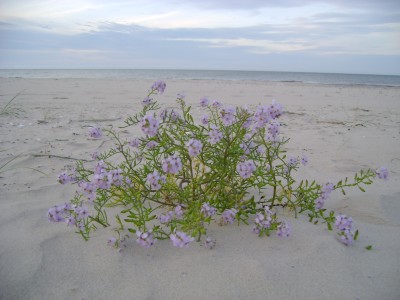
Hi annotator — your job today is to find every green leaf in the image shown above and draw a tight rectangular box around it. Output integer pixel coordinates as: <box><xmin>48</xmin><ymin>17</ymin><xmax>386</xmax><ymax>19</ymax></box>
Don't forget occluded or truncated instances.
<box><xmin>354</xmin><ymin>230</ymin><xmax>359</xmax><ymax>240</ymax></box>
<box><xmin>365</xmin><ymin>245</ymin><xmax>372</xmax><ymax>250</ymax></box>
<box><xmin>327</xmin><ymin>222</ymin><xmax>332</xmax><ymax>231</ymax></box>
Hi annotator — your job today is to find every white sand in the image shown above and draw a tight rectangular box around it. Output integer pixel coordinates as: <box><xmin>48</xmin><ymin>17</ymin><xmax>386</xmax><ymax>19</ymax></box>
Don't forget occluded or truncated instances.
<box><xmin>1</xmin><ymin>78</ymin><xmax>399</xmax><ymax>300</ymax></box>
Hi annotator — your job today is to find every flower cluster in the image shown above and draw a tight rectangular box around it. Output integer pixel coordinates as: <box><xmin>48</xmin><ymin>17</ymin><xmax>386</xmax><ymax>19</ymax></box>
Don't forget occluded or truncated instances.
<box><xmin>88</xmin><ymin>126</ymin><xmax>102</xmax><ymax>138</ymax></box>
<box><xmin>335</xmin><ymin>214</ymin><xmax>355</xmax><ymax>246</ymax></box>
<box><xmin>220</xmin><ymin>106</ymin><xmax>236</xmax><ymax>125</ymax></box>
<box><xmin>141</xmin><ymin>115</ymin><xmax>159</xmax><ymax>137</ymax></box>
<box><xmin>146</xmin><ymin>171</ymin><xmax>166</xmax><ymax>191</ymax></box>
<box><xmin>201</xmin><ymin>202</ymin><xmax>217</xmax><ymax>217</ymax></box>
<box><xmin>277</xmin><ymin>221</ymin><xmax>291</xmax><ymax>238</ymax></box>
<box><xmin>253</xmin><ymin>101</ymin><xmax>283</xmax><ymax>129</ymax></box>
<box><xmin>187</xmin><ymin>139</ymin><xmax>203</xmax><ymax>157</ymax></box>
<box><xmin>136</xmin><ymin>230</ymin><xmax>155</xmax><ymax>248</ymax></box>
<box><xmin>47</xmin><ymin>203</ymin><xmax>89</xmax><ymax>231</ymax></box>
<box><xmin>162</xmin><ymin>155</ymin><xmax>183</xmax><ymax>174</ymax></box>
<box><xmin>58</xmin><ymin>170</ymin><xmax>76</xmax><ymax>184</ymax></box>
<box><xmin>92</xmin><ymin>161</ymin><xmax>123</xmax><ymax>190</ymax></box>
<box><xmin>208</xmin><ymin>125</ymin><xmax>223</xmax><ymax>144</ymax></box>
<box><xmin>49</xmin><ymin>80</ymin><xmax>387</xmax><ymax>252</ymax></box>
<box><xmin>200</xmin><ymin>97</ymin><xmax>209</xmax><ymax>107</ymax></box>
<box><xmin>237</xmin><ymin>160</ymin><xmax>256</xmax><ymax>179</ymax></box>
<box><xmin>252</xmin><ymin>206</ymin><xmax>273</xmax><ymax>234</ymax></box>
<box><xmin>315</xmin><ymin>181</ymin><xmax>334</xmax><ymax>209</ymax></box>
<box><xmin>266</xmin><ymin>121</ymin><xmax>280</xmax><ymax>142</ymax></box>
<box><xmin>151</xmin><ymin>80</ymin><xmax>166</xmax><ymax>94</ymax></box>
<box><xmin>170</xmin><ymin>231</ymin><xmax>195</xmax><ymax>248</ymax></box>
<box><xmin>222</xmin><ymin>208</ymin><xmax>238</xmax><ymax>224</ymax></box>
<box><xmin>376</xmin><ymin>167</ymin><xmax>389</xmax><ymax>180</ymax></box>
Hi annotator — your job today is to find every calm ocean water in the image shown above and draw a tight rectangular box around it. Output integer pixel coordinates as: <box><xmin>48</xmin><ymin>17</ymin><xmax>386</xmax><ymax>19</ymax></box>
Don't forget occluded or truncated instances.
<box><xmin>1</xmin><ymin>69</ymin><xmax>399</xmax><ymax>86</ymax></box>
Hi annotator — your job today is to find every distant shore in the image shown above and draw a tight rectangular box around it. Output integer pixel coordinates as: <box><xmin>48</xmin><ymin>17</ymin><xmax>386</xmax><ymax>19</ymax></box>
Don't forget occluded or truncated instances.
<box><xmin>1</xmin><ymin>69</ymin><xmax>400</xmax><ymax>86</ymax></box>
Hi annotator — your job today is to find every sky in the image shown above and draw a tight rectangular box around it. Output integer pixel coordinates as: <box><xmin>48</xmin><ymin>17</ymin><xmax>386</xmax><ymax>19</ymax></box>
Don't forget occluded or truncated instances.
<box><xmin>0</xmin><ymin>0</ymin><xmax>399</xmax><ymax>74</ymax></box>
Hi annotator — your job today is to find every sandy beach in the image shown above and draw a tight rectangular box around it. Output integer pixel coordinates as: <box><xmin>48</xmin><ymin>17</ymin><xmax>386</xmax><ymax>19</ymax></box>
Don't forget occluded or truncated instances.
<box><xmin>1</xmin><ymin>78</ymin><xmax>399</xmax><ymax>300</ymax></box>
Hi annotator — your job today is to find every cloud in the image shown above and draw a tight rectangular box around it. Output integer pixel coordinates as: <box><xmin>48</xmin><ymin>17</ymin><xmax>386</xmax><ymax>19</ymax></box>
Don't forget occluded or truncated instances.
<box><xmin>0</xmin><ymin>0</ymin><xmax>399</xmax><ymax>73</ymax></box>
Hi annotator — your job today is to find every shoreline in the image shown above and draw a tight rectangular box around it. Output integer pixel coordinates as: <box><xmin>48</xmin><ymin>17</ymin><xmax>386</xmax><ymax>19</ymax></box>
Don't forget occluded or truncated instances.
<box><xmin>1</xmin><ymin>69</ymin><xmax>399</xmax><ymax>87</ymax></box>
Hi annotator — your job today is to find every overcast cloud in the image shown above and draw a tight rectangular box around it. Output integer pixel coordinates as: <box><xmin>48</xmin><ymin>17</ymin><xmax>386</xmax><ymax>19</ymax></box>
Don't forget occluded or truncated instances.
<box><xmin>0</xmin><ymin>0</ymin><xmax>399</xmax><ymax>74</ymax></box>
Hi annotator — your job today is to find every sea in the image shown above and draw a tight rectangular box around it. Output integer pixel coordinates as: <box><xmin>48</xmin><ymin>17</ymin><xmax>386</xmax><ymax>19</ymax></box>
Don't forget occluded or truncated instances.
<box><xmin>1</xmin><ymin>69</ymin><xmax>400</xmax><ymax>87</ymax></box>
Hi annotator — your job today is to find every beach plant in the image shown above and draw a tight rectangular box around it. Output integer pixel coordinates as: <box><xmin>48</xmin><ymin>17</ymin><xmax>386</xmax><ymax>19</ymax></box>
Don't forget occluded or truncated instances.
<box><xmin>48</xmin><ymin>80</ymin><xmax>388</xmax><ymax>250</ymax></box>
<box><xmin>0</xmin><ymin>91</ymin><xmax>24</xmax><ymax>117</ymax></box>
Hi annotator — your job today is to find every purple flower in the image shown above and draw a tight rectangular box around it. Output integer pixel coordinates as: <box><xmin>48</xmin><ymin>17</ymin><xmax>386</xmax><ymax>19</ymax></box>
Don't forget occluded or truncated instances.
<box><xmin>201</xmin><ymin>202</ymin><xmax>217</xmax><ymax>217</ymax></box>
<box><xmin>212</xmin><ymin>100</ymin><xmax>222</xmax><ymax>108</ymax></box>
<box><xmin>220</xmin><ymin>106</ymin><xmax>236</xmax><ymax>126</ymax></box>
<box><xmin>321</xmin><ymin>181</ymin><xmax>334</xmax><ymax>194</ymax></box>
<box><xmin>58</xmin><ymin>171</ymin><xmax>74</xmax><ymax>184</ymax></box>
<box><xmin>203</xmin><ymin>237</ymin><xmax>216</xmax><ymax>249</ymax></box>
<box><xmin>187</xmin><ymin>139</ymin><xmax>203</xmax><ymax>157</ymax></box>
<box><xmin>268</xmin><ymin>121</ymin><xmax>280</xmax><ymax>135</ymax></box>
<box><xmin>129</xmin><ymin>138</ymin><xmax>141</xmax><ymax>148</ymax></box>
<box><xmin>65</xmin><ymin>215</ymin><xmax>76</xmax><ymax>227</ymax></box>
<box><xmin>162</xmin><ymin>154</ymin><xmax>182</xmax><ymax>174</ymax></box>
<box><xmin>267</xmin><ymin>121</ymin><xmax>280</xmax><ymax>141</ymax></box>
<box><xmin>136</xmin><ymin>230</ymin><xmax>155</xmax><ymax>248</ymax></box>
<box><xmin>208</xmin><ymin>125</ymin><xmax>223</xmax><ymax>145</ymax></box>
<box><xmin>108</xmin><ymin>169</ymin><xmax>123</xmax><ymax>186</ymax></box>
<box><xmin>170</xmin><ymin>231</ymin><xmax>194</xmax><ymax>248</ymax></box>
<box><xmin>141</xmin><ymin>115</ymin><xmax>159</xmax><ymax>137</ymax></box>
<box><xmin>177</xmin><ymin>93</ymin><xmax>185</xmax><ymax>100</ymax></box>
<box><xmin>237</xmin><ymin>160</ymin><xmax>256</xmax><ymax>179</ymax></box>
<box><xmin>146</xmin><ymin>171</ymin><xmax>165</xmax><ymax>191</ymax></box>
<box><xmin>252</xmin><ymin>226</ymin><xmax>260</xmax><ymax>234</ymax></box>
<box><xmin>174</xmin><ymin>205</ymin><xmax>184</xmax><ymax>219</ymax></box>
<box><xmin>159</xmin><ymin>211</ymin><xmax>174</xmax><ymax>224</ymax></box>
<box><xmin>301</xmin><ymin>154</ymin><xmax>308</xmax><ymax>166</ymax></box>
<box><xmin>79</xmin><ymin>181</ymin><xmax>96</xmax><ymax>202</ymax></box>
<box><xmin>74</xmin><ymin>206</ymin><xmax>90</xmax><ymax>220</ymax></box>
<box><xmin>222</xmin><ymin>208</ymin><xmax>238</xmax><ymax>224</ymax></box>
<box><xmin>339</xmin><ymin>229</ymin><xmax>355</xmax><ymax>246</ymax></box>
<box><xmin>142</xmin><ymin>97</ymin><xmax>153</xmax><ymax>106</ymax></box>
<box><xmin>151</xmin><ymin>80</ymin><xmax>166</xmax><ymax>94</ymax></box>
<box><xmin>376</xmin><ymin>167</ymin><xmax>389</xmax><ymax>180</ymax></box>
<box><xmin>146</xmin><ymin>141</ymin><xmax>158</xmax><ymax>149</ymax></box>
<box><xmin>287</xmin><ymin>156</ymin><xmax>298</xmax><ymax>167</ymax></box>
<box><xmin>159</xmin><ymin>109</ymin><xmax>167</xmax><ymax>120</ymax></box>
<box><xmin>88</xmin><ymin>126</ymin><xmax>102</xmax><ymax>138</ymax></box>
<box><xmin>315</xmin><ymin>181</ymin><xmax>334</xmax><ymax>209</ymax></box>
<box><xmin>170</xmin><ymin>109</ymin><xmax>181</xmax><ymax>121</ymax></box>
<box><xmin>47</xmin><ymin>206</ymin><xmax>64</xmax><ymax>222</ymax></box>
<box><xmin>253</xmin><ymin>206</ymin><xmax>274</xmax><ymax>233</ymax></box>
<box><xmin>201</xmin><ymin>114</ymin><xmax>209</xmax><ymax>125</ymax></box>
<box><xmin>335</xmin><ymin>214</ymin><xmax>356</xmax><ymax>246</ymax></box>
<box><xmin>257</xmin><ymin>145</ymin><xmax>266</xmax><ymax>154</ymax></box>
<box><xmin>253</xmin><ymin>101</ymin><xmax>283</xmax><ymax>128</ymax></box>
<box><xmin>253</xmin><ymin>106</ymin><xmax>271</xmax><ymax>128</ymax></box>
<box><xmin>107</xmin><ymin>237</ymin><xmax>117</xmax><ymax>247</ymax></box>
<box><xmin>315</xmin><ymin>197</ymin><xmax>325</xmax><ymax>209</ymax></box>
<box><xmin>94</xmin><ymin>160</ymin><xmax>106</xmax><ymax>175</ymax></box>
<box><xmin>255</xmin><ymin>212</ymin><xmax>272</xmax><ymax>229</ymax></box>
<box><xmin>240</xmin><ymin>141</ymin><xmax>257</xmax><ymax>155</ymax></box>
<box><xmin>200</xmin><ymin>97</ymin><xmax>209</xmax><ymax>107</ymax></box>
<box><xmin>277</xmin><ymin>221</ymin><xmax>291</xmax><ymax>238</ymax></box>
<box><xmin>93</xmin><ymin>170</ymin><xmax>111</xmax><ymax>190</ymax></box>
<box><xmin>335</xmin><ymin>214</ymin><xmax>353</xmax><ymax>231</ymax></box>
<box><xmin>268</xmin><ymin>100</ymin><xmax>283</xmax><ymax>119</ymax></box>
<box><xmin>91</xmin><ymin>151</ymin><xmax>99</xmax><ymax>160</ymax></box>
